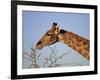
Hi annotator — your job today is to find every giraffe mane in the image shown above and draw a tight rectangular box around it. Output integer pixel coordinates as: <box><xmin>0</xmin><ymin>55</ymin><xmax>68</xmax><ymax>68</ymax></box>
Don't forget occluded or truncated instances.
<box><xmin>59</xmin><ymin>29</ymin><xmax>67</xmax><ymax>34</ymax></box>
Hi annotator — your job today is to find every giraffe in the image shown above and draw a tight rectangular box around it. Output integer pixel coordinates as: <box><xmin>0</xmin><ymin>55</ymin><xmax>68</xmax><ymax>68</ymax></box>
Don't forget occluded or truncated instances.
<box><xmin>36</xmin><ymin>22</ymin><xmax>90</xmax><ymax>60</ymax></box>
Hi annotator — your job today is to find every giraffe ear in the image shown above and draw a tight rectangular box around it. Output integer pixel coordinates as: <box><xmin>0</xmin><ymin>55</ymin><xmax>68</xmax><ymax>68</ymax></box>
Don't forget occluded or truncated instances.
<box><xmin>55</xmin><ymin>25</ymin><xmax>60</xmax><ymax>34</ymax></box>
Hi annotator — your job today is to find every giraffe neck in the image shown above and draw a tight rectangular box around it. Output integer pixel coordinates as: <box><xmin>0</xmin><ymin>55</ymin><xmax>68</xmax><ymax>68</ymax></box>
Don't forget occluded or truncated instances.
<box><xmin>57</xmin><ymin>30</ymin><xmax>90</xmax><ymax>60</ymax></box>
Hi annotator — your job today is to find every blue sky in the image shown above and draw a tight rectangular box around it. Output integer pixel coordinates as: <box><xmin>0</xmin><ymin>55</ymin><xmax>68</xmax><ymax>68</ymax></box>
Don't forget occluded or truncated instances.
<box><xmin>22</xmin><ymin>11</ymin><xmax>90</xmax><ymax>68</ymax></box>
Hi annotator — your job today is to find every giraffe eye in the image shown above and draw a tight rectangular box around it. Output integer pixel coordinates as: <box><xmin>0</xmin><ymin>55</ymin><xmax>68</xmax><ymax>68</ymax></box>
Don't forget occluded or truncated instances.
<box><xmin>47</xmin><ymin>33</ymin><xmax>51</xmax><ymax>36</ymax></box>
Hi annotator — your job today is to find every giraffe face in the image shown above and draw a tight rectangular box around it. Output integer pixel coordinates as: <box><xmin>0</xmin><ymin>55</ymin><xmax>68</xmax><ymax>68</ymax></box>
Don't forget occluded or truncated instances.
<box><xmin>36</xmin><ymin>23</ymin><xmax>60</xmax><ymax>49</ymax></box>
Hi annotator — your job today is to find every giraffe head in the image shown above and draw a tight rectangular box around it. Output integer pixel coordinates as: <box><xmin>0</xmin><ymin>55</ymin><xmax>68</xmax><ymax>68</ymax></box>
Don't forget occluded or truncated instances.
<box><xmin>36</xmin><ymin>22</ymin><xmax>60</xmax><ymax>49</ymax></box>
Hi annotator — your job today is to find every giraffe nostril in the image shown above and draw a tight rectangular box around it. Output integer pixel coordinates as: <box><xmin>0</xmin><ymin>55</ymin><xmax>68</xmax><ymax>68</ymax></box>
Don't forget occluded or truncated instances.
<box><xmin>36</xmin><ymin>41</ymin><xmax>43</xmax><ymax>49</ymax></box>
<box><xmin>37</xmin><ymin>41</ymin><xmax>42</xmax><ymax>45</ymax></box>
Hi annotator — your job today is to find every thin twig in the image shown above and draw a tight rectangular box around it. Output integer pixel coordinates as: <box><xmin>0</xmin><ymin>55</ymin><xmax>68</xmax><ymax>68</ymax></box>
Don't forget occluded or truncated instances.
<box><xmin>48</xmin><ymin>53</ymin><xmax>67</xmax><ymax>67</ymax></box>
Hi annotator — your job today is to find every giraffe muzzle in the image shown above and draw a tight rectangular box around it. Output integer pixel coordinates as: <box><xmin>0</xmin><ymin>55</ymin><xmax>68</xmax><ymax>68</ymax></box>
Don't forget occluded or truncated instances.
<box><xmin>36</xmin><ymin>41</ymin><xmax>43</xmax><ymax>49</ymax></box>
<box><xmin>36</xmin><ymin>44</ymin><xmax>43</xmax><ymax>49</ymax></box>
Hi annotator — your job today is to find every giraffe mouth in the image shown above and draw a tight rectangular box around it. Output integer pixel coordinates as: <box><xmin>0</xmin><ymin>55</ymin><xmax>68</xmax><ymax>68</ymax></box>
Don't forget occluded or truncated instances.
<box><xmin>36</xmin><ymin>45</ymin><xmax>43</xmax><ymax>49</ymax></box>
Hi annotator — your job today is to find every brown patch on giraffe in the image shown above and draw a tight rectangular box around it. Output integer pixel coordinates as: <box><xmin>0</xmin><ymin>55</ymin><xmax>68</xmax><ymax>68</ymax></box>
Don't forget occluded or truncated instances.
<box><xmin>72</xmin><ymin>44</ymin><xmax>79</xmax><ymax>52</ymax></box>
<box><xmin>70</xmin><ymin>35</ymin><xmax>74</xmax><ymax>39</ymax></box>
<box><xmin>71</xmin><ymin>39</ymin><xmax>74</xmax><ymax>43</ymax></box>
<box><xmin>76</xmin><ymin>37</ymin><xmax>83</xmax><ymax>42</ymax></box>
<box><xmin>75</xmin><ymin>43</ymin><xmax>82</xmax><ymax>47</ymax></box>
<box><xmin>71</xmin><ymin>44</ymin><xmax>75</xmax><ymax>49</ymax></box>
<box><xmin>83</xmin><ymin>41</ymin><xmax>88</xmax><ymax>45</ymax></box>
<box><xmin>82</xmin><ymin>51</ymin><xmax>88</xmax><ymax>58</ymax></box>
<box><xmin>81</xmin><ymin>50</ymin><xmax>89</xmax><ymax>60</ymax></box>
<box><xmin>84</xmin><ymin>46</ymin><xmax>89</xmax><ymax>52</ymax></box>
<box><xmin>67</xmin><ymin>40</ymin><xmax>72</xmax><ymax>47</ymax></box>
<box><xmin>86</xmin><ymin>54</ymin><xmax>90</xmax><ymax>60</ymax></box>
<box><xmin>78</xmin><ymin>48</ymin><xmax>83</xmax><ymax>54</ymax></box>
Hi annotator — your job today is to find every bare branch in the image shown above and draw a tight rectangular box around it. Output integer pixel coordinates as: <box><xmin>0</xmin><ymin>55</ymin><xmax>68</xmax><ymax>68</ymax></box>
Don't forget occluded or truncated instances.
<box><xmin>44</xmin><ymin>46</ymin><xmax>72</xmax><ymax>67</ymax></box>
<box><xmin>48</xmin><ymin>53</ymin><xmax>67</xmax><ymax>67</ymax></box>
<box><xmin>23</xmin><ymin>55</ymin><xmax>31</xmax><ymax>61</ymax></box>
<box><xmin>29</xmin><ymin>48</ymin><xmax>40</xmax><ymax>68</ymax></box>
<box><xmin>23</xmin><ymin>51</ymin><xmax>32</xmax><ymax>58</ymax></box>
<box><xmin>23</xmin><ymin>45</ymin><xmax>82</xmax><ymax>68</ymax></box>
<box><xmin>36</xmin><ymin>54</ymin><xmax>41</xmax><ymax>61</ymax></box>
